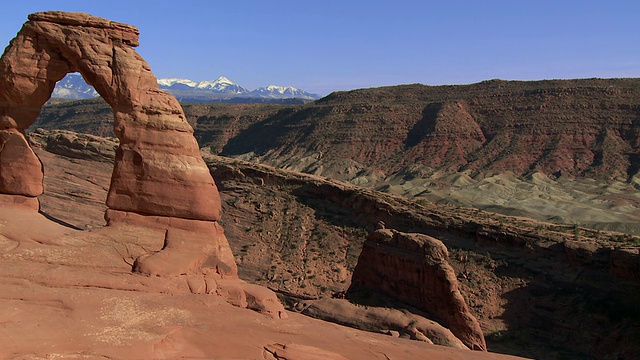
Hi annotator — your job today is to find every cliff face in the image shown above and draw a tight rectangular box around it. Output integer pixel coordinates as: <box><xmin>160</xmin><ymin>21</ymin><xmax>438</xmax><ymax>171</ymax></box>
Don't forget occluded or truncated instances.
<box><xmin>34</xmin><ymin>99</ymin><xmax>287</xmax><ymax>155</ymax></box>
<box><xmin>220</xmin><ymin>79</ymin><xmax>640</xmax><ymax>181</ymax></box>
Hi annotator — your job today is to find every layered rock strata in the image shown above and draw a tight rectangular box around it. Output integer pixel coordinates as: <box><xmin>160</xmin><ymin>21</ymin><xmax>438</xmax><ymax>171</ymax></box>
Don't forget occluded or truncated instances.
<box><xmin>349</xmin><ymin>229</ymin><xmax>487</xmax><ymax>351</ymax></box>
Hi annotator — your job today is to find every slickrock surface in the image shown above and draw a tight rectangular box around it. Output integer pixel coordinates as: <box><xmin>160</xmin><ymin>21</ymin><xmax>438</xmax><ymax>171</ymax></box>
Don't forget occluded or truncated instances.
<box><xmin>263</xmin><ymin>343</ymin><xmax>349</xmax><ymax>360</ymax></box>
<box><xmin>349</xmin><ymin>229</ymin><xmax>487</xmax><ymax>351</ymax></box>
<box><xmin>0</xmin><ymin>204</ymin><xmax>525</xmax><ymax>359</ymax></box>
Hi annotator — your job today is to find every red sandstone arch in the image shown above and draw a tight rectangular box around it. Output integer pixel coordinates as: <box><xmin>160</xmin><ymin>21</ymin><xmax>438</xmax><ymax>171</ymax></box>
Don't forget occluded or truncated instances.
<box><xmin>0</xmin><ymin>12</ymin><xmax>289</xmax><ymax>318</ymax></box>
<box><xmin>0</xmin><ymin>11</ymin><xmax>220</xmax><ymax>221</ymax></box>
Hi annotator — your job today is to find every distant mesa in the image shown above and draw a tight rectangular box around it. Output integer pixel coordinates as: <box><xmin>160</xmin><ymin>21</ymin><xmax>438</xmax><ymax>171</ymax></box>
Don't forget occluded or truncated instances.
<box><xmin>220</xmin><ymin>78</ymin><xmax>640</xmax><ymax>184</ymax></box>
<box><xmin>54</xmin><ymin>73</ymin><xmax>320</xmax><ymax>102</ymax></box>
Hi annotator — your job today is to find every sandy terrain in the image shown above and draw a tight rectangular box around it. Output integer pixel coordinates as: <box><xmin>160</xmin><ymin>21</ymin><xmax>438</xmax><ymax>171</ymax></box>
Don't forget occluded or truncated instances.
<box><xmin>382</xmin><ymin>170</ymin><xmax>640</xmax><ymax>234</ymax></box>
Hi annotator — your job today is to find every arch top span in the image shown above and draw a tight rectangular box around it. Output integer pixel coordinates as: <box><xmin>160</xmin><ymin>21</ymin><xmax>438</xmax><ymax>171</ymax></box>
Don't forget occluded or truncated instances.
<box><xmin>27</xmin><ymin>11</ymin><xmax>140</xmax><ymax>46</ymax></box>
<box><xmin>0</xmin><ymin>11</ymin><xmax>221</xmax><ymax>222</ymax></box>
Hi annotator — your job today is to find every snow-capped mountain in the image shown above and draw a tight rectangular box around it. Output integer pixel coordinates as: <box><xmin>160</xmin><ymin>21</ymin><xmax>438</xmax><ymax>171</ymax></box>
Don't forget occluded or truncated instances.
<box><xmin>156</xmin><ymin>78</ymin><xmax>198</xmax><ymax>90</ymax></box>
<box><xmin>158</xmin><ymin>76</ymin><xmax>249</xmax><ymax>95</ymax></box>
<box><xmin>52</xmin><ymin>73</ymin><xmax>320</xmax><ymax>102</ymax></box>
<box><xmin>51</xmin><ymin>73</ymin><xmax>99</xmax><ymax>99</ymax></box>
<box><xmin>250</xmin><ymin>85</ymin><xmax>317</xmax><ymax>100</ymax></box>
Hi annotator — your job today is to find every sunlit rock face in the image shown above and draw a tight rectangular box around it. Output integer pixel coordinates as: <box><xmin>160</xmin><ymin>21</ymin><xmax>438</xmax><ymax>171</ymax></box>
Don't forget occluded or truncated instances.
<box><xmin>0</xmin><ymin>11</ymin><xmax>221</xmax><ymax>221</ymax></box>
<box><xmin>0</xmin><ymin>11</ymin><xmax>251</xmax><ymax>299</ymax></box>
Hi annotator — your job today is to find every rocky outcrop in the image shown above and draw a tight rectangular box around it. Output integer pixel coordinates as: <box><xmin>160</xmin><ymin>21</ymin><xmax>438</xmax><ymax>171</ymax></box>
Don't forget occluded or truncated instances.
<box><xmin>0</xmin><ymin>129</ymin><xmax>43</xmax><ymax>196</ymax></box>
<box><xmin>349</xmin><ymin>229</ymin><xmax>487</xmax><ymax>351</ymax></box>
<box><xmin>0</xmin><ymin>11</ymin><xmax>285</xmax><ymax>315</ymax></box>
<box><xmin>28</xmin><ymin>128</ymin><xmax>118</xmax><ymax>162</ymax></box>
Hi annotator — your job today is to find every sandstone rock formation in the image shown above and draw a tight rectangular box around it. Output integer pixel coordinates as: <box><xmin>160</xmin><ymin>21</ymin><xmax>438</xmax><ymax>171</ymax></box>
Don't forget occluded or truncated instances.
<box><xmin>29</xmin><ymin>128</ymin><xmax>118</xmax><ymax>162</ymax></box>
<box><xmin>349</xmin><ymin>229</ymin><xmax>487</xmax><ymax>351</ymax></box>
<box><xmin>0</xmin><ymin>11</ymin><xmax>219</xmax><ymax>220</ymax></box>
<box><xmin>0</xmin><ymin>11</ymin><xmax>283</xmax><ymax>314</ymax></box>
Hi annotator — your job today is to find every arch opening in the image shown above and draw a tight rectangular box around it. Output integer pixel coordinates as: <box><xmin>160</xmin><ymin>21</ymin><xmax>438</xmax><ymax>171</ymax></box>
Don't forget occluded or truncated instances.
<box><xmin>23</xmin><ymin>73</ymin><xmax>116</xmax><ymax>229</ymax></box>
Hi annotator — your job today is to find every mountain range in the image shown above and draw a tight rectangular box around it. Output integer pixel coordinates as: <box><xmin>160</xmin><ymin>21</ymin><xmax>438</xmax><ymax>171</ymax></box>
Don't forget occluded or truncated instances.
<box><xmin>52</xmin><ymin>73</ymin><xmax>320</xmax><ymax>102</ymax></box>
<box><xmin>51</xmin><ymin>73</ymin><xmax>100</xmax><ymax>99</ymax></box>
<box><xmin>39</xmin><ymin>78</ymin><xmax>640</xmax><ymax>185</ymax></box>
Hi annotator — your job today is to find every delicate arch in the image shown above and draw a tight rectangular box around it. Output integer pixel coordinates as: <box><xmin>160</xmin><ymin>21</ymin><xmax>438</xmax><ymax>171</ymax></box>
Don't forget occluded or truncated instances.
<box><xmin>0</xmin><ymin>11</ymin><xmax>220</xmax><ymax>221</ymax></box>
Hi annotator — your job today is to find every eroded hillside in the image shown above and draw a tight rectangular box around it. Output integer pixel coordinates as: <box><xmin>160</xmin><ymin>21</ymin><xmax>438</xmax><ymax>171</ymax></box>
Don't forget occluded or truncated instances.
<box><xmin>34</xmin><ymin>79</ymin><xmax>640</xmax><ymax>233</ymax></box>
<box><xmin>221</xmin><ymin>79</ymin><xmax>640</xmax><ymax>181</ymax></box>
<box><xmin>37</xmin><ymin>79</ymin><xmax>640</xmax><ymax>182</ymax></box>
<box><xmin>30</xmin><ymin>130</ymin><xmax>640</xmax><ymax>360</ymax></box>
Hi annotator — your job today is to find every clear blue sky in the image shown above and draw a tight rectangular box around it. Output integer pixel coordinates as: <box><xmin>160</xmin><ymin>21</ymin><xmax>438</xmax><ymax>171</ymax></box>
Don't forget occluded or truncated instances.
<box><xmin>1</xmin><ymin>1</ymin><xmax>638</xmax><ymax>95</ymax></box>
